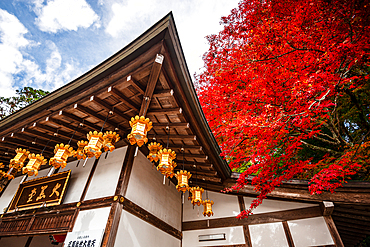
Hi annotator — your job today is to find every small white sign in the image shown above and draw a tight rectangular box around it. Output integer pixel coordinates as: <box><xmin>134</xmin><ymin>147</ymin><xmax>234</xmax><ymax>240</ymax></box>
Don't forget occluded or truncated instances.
<box><xmin>64</xmin><ymin>228</ymin><xmax>105</xmax><ymax>247</ymax></box>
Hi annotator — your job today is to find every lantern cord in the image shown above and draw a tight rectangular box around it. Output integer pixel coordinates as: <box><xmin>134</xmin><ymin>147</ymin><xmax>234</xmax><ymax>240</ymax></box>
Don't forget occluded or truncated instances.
<box><xmin>195</xmin><ymin>162</ymin><xmax>198</xmax><ymax>187</ymax></box>
<box><xmin>101</xmin><ymin>108</ymin><xmax>113</xmax><ymax>132</ymax></box>
<box><xmin>143</xmin><ymin>96</ymin><xmax>149</xmax><ymax>116</ymax></box>
<box><xmin>206</xmin><ymin>183</ymin><xmax>208</xmax><ymax>199</ymax></box>
<box><xmin>166</xmin><ymin>125</ymin><xmax>170</xmax><ymax>149</ymax></box>
<box><xmin>68</xmin><ymin>122</ymin><xmax>81</xmax><ymax>145</ymax></box>
<box><xmin>41</xmin><ymin>133</ymin><xmax>55</xmax><ymax>155</ymax></box>
<box><xmin>182</xmin><ymin>146</ymin><xmax>185</xmax><ymax>170</ymax></box>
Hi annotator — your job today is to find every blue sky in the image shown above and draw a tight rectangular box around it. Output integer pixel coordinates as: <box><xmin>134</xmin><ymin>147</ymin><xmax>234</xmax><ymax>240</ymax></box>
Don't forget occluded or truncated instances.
<box><xmin>0</xmin><ymin>0</ymin><xmax>239</xmax><ymax>97</ymax></box>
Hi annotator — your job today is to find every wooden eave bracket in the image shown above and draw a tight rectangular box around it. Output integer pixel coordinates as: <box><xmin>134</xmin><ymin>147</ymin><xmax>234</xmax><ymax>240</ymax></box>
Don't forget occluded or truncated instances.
<box><xmin>139</xmin><ymin>54</ymin><xmax>164</xmax><ymax>116</ymax></box>
<box><xmin>320</xmin><ymin>201</ymin><xmax>335</xmax><ymax>216</ymax></box>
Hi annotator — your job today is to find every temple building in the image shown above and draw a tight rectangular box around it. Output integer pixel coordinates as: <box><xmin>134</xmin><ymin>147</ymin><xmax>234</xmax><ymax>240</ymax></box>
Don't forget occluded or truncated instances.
<box><xmin>0</xmin><ymin>13</ymin><xmax>368</xmax><ymax>247</ymax></box>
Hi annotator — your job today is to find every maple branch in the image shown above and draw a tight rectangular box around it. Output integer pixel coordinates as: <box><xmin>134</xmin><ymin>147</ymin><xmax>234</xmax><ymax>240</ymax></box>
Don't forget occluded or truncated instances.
<box><xmin>300</xmin><ymin>140</ymin><xmax>342</xmax><ymax>156</ymax></box>
<box><xmin>286</xmin><ymin>42</ymin><xmax>325</xmax><ymax>54</ymax></box>
<box><xmin>251</xmin><ymin>49</ymin><xmax>297</xmax><ymax>62</ymax></box>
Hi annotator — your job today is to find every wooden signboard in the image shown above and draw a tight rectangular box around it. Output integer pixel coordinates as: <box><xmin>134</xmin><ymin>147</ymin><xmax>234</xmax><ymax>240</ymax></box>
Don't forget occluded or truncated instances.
<box><xmin>7</xmin><ymin>170</ymin><xmax>71</xmax><ymax>212</ymax></box>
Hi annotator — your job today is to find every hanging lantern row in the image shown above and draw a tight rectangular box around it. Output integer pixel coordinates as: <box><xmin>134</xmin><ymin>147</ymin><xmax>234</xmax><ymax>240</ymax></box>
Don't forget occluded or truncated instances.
<box><xmin>0</xmin><ymin>129</ymin><xmax>120</xmax><ymax>180</ymax></box>
<box><xmin>127</xmin><ymin>115</ymin><xmax>214</xmax><ymax>217</ymax></box>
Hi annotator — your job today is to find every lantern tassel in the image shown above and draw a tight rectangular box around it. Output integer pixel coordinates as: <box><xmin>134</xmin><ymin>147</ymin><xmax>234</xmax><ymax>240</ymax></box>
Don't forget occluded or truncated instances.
<box><xmin>163</xmin><ymin>175</ymin><xmax>166</xmax><ymax>185</ymax></box>
<box><xmin>105</xmin><ymin>152</ymin><xmax>109</xmax><ymax>159</ymax></box>
<box><xmin>76</xmin><ymin>160</ymin><xmax>80</xmax><ymax>167</ymax></box>
<box><xmin>182</xmin><ymin>192</ymin><xmax>184</xmax><ymax>204</ymax></box>
<box><xmin>83</xmin><ymin>158</ymin><xmax>88</xmax><ymax>167</ymax></box>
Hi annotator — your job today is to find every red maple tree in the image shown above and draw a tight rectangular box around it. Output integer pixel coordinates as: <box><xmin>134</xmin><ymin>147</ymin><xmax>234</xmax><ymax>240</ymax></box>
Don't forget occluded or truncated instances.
<box><xmin>197</xmin><ymin>0</ymin><xmax>370</xmax><ymax>218</ymax></box>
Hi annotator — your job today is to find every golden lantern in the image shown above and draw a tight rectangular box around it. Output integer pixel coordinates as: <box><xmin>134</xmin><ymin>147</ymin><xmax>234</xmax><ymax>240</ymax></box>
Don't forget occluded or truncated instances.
<box><xmin>74</xmin><ymin>140</ymin><xmax>88</xmax><ymax>160</ymax></box>
<box><xmin>127</xmin><ymin>116</ymin><xmax>152</xmax><ymax>147</ymax></box>
<box><xmin>103</xmin><ymin>131</ymin><xmax>120</xmax><ymax>152</ymax></box>
<box><xmin>188</xmin><ymin>189</ymin><xmax>193</xmax><ymax>201</ymax></box>
<box><xmin>164</xmin><ymin>162</ymin><xmax>177</xmax><ymax>178</ymax></box>
<box><xmin>84</xmin><ymin>131</ymin><xmax>104</xmax><ymax>159</ymax></box>
<box><xmin>9</xmin><ymin>148</ymin><xmax>30</xmax><ymax>172</ymax></box>
<box><xmin>202</xmin><ymin>199</ymin><xmax>214</xmax><ymax>217</ymax></box>
<box><xmin>22</xmin><ymin>153</ymin><xmax>47</xmax><ymax>177</ymax></box>
<box><xmin>190</xmin><ymin>186</ymin><xmax>204</xmax><ymax>206</ymax></box>
<box><xmin>147</xmin><ymin>142</ymin><xmax>162</xmax><ymax>162</ymax></box>
<box><xmin>157</xmin><ymin>148</ymin><xmax>176</xmax><ymax>175</ymax></box>
<box><xmin>0</xmin><ymin>169</ymin><xmax>17</xmax><ymax>180</ymax></box>
<box><xmin>175</xmin><ymin>170</ymin><xmax>192</xmax><ymax>192</ymax></box>
<box><xmin>49</xmin><ymin>143</ymin><xmax>75</xmax><ymax>169</ymax></box>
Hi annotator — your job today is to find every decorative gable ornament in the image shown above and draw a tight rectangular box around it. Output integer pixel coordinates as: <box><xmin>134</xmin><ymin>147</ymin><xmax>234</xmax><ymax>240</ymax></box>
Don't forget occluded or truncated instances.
<box><xmin>85</xmin><ymin>131</ymin><xmax>104</xmax><ymax>159</ymax></box>
<box><xmin>103</xmin><ymin>131</ymin><xmax>120</xmax><ymax>152</ymax></box>
<box><xmin>49</xmin><ymin>143</ymin><xmax>75</xmax><ymax>169</ymax></box>
<box><xmin>127</xmin><ymin>116</ymin><xmax>152</xmax><ymax>147</ymax></box>
<box><xmin>175</xmin><ymin>170</ymin><xmax>192</xmax><ymax>192</ymax></box>
<box><xmin>23</xmin><ymin>153</ymin><xmax>47</xmax><ymax>177</ymax></box>
<box><xmin>202</xmin><ymin>199</ymin><xmax>214</xmax><ymax>217</ymax></box>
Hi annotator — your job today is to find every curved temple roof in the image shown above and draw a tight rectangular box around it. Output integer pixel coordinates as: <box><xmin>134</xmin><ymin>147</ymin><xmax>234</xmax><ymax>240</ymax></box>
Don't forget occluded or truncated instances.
<box><xmin>0</xmin><ymin>12</ymin><xmax>231</xmax><ymax>185</ymax></box>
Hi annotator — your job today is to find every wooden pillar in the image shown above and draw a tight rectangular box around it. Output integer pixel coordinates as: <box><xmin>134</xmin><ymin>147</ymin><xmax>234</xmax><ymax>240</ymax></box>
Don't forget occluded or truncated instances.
<box><xmin>238</xmin><ymin>196</ymin><xmax>252</xmax><ymax>247</ymax></box>
<box><xmin>101</xmin><ymin>52</ymin><xmax>164</xmax><ymax>247</ymax></box>
<box><xmin>101</xmin><ymin>145</ymin><xmax>136</xmax><ymax>247</ymax></box>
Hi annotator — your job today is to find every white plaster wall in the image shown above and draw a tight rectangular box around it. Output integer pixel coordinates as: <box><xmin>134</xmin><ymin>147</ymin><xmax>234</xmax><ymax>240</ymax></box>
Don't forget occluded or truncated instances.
<box><xmin>29</xmin><ymin>235</ymin><xmax>63</xmax><ymax>247</ymax></box>
<box><xmin>182</xmin><ymin>226</ymin><xmax>245</xmax><ymax>247</ymax></box>
<box><xmin>72</xmin><ymin>207</ymin><xmax>111</xmax><ymax>232</ymax></box>
<box><xmin>0</xmin><ymin>236</ymin><xmax>28</xmax><ymax>246</ymax></box>
<box><xmin>288</xmin><ymin>216</ymin><xmax>334</xmax><ymax>247</ymax></box>
<box><xmin>244</xmin><ymin>197</ymin><xmax>315</xmax><ymax>214</ymax></box>
<box><xmin>84</xmin><ymin>147</ymin><xmax>127</xmax><ymax>201</ymax></box>
<box><xmin>125</xmin><ymin>150</ymin><xmax>181</xmax><ymax>230</ymax></box>
<box><xmin>183</xmin><ymin>191</ymin><xmax>240</xmax><ymax>221</ymax></box>
<box><xmin>249</xmin><ymin>222</ymin><xmax>289</xmax><ymax>247</ymax></box>
<box><xmin>114</xmin><ymin>209</ymin><xmax>181</xmax><ymax>247</ymax></box>
<box><xmin>0</xmin><ymin>175</ymin><xmax>25</xmax><ymax>214</ymax></box>
<box><xmin>58</xmin><ymin>159</ymin><xmax>95</xmax><ymax>204</ymax></box>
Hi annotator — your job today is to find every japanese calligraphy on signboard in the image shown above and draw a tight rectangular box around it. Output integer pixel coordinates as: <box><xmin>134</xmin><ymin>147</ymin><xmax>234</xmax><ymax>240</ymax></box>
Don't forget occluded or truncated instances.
<box><xmin>7</xmin><ymin>170</ymin><xmax>71</xmax><ymax>212</ymax></box>
<box><xmin>64</xmin><ymin>229</ymin><xmax>105</xmax><ymax>247</ymax></box>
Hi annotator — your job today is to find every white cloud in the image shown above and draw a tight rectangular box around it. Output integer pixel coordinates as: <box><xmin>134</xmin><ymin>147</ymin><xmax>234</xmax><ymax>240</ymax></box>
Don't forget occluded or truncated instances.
<box><xmin>0</xmin><ymin>9</ymin><xmax>30</xmax><ymax>96</ymax></box>
<box><xmin>105</xmin><ymin>1</ymin><xmax>156</xmax><ymax>37</ymax></box>
<box><xmin>0</xmin><ymin>9</ymin><xmax>82</xmax><ymax>96</ymax></box>
<box><xmin>105</xmin><ymin>0</ymin><xmax>240</xmax><ymax>77</ymax></box>
<box><xmin>33</xmin><ymin>0</ymin><xmax>100</xmax><ymax>33</ymax></box>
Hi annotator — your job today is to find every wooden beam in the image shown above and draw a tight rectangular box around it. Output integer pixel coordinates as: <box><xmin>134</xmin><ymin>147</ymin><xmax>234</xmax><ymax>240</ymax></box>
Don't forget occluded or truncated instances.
<box><xmin>58</xmin><ymin>111</ymin><xmax>101</xmax><ymax>132</ymax></box>
<box><xmin>74</xmin><ymin>104</ymin><xmax>117</xmax><ymax>129</ymax></box>
<box><xmin>152</xmin><ymin>122</ymin><xmax>189</xmax><ymax>128</ymax></box>
<box><xmin>153</xmin><ymin>89</ymin><xmax>174</xmax><ymax>98</ymax></box>
<box><xmin>127</xmin><ymin>76</ymin><xmax>145</xmax><ymax>95</ymax></box>
<box><xmin>282</xmin><ymin>221</ymin><xmax>295</xmax><ymax>247</ymax></box>
<box><xmin>122</xmin><ymin>197</ymin><xmax>182</xmax><ymax>240</ymax></box>
<box><xmin>324</xmin><ymin>215</ymin><xmax>344</xmax><ymax>247</ymax></box>
<box><xmin>182</xmin><ymin>206</ymin><xmax>322</xmax><ymax>231</ymax></box>
<box><xmin>109</xmin><ymin>87</ymin><xmax>140</xmax><ymax>111</ymax></box>
<box><xmin>90</xmin><ymin>96</ymin><xmax>131</xmax><ymax>123</ymax></box>
<box><xmin>223</xmin><ymin>180</ymin><xmax>370</xmax><ymax>204</ymax></box>
<box><xmin>147</xmin><ymin>134</ymin><xmax>196</xmax><ymax>141</ymax></box>
<box><xmin>139</xmin><ymin>54</ymin><xmax>164</xmax><ymax>116</ymax></box>
<box><xmin>146</xmin><ymin>108</ymin><xmax>182</xmax><ymax>116</ymax></box>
